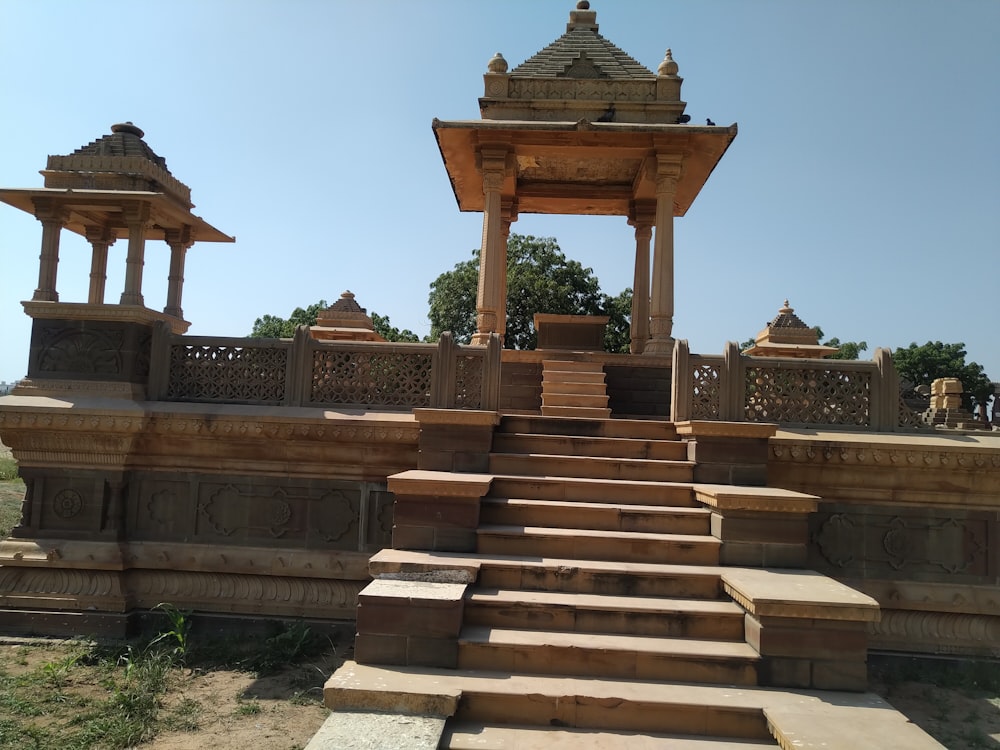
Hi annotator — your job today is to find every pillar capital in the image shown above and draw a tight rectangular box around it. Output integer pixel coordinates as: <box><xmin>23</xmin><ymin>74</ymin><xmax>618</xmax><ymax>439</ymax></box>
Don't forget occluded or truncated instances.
<box><xmin>84</xmin><ymin>224</ymin><xmax>117</xmax><ymax>245</ymax></box>
<box><xmin>163</xmin><ymin>225</ymin><xmax>195</xmax><ymax>250</ymax></box>
<box><xmin>121</xmin><ymin>200</ymin><xmax>152</xmax><ymax>224</ymax></box>
<box><xmin>654</xmin><ymin>152</ymin><xmax>684</xmax><ymax>193</ymax></box>
<box><xmin>628</xmin><ymin>200</ymin><xmax>656</xmax><ymax>231</ymax></box>
<box><xmin>476</xmin><ymin>145</ymin><xmax>513</xmax><ymax>193</ymax></box>
<box><xmin>30</xmin><ymin>197</ymin><xmax>70</xmax><ymax>225</ymax></box>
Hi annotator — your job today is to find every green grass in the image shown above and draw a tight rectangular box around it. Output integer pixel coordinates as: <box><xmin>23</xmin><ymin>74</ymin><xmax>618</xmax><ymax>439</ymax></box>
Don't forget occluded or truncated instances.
<box><xmin>0</xmin><ymin>484</ymin><xmax>24</xmax><ymax>538</ymax></box>
<box><xmin>0</xmin><ymin>618</ymin><xmax>338</xmax><ymax>749</ymax></box>
<box><xmin>0</xmin><ymin>639</ymin><xmax>182</xmax><ymax>750</ymax></box>
<box><xmin>0</xmin><ymin>451</ymin><xmax>24</xmax><ymax>538</ymax></box>
<box><xmin>0</xmin><ymin>456</ymin><xmax>17</xmax><ymax>481</ymax></box>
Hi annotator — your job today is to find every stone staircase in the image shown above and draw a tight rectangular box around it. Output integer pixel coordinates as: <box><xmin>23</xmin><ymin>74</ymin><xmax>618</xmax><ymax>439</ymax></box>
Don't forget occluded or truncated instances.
<box><xmin>322</xmin><ymin>415</ymin><xmax>941</xmax><ymax>749</ymax></box>
<box><xmin>539</xmin><ymin>360</ymin><xmax>611</xmax><ymax>418</ymax></box>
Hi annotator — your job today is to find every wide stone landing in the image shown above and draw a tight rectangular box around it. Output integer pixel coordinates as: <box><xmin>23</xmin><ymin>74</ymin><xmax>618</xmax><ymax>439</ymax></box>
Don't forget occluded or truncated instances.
<box><xmin>324</xmin><ymin>661</ymin><xmax>945</xmax><ymax>749</ymax></box>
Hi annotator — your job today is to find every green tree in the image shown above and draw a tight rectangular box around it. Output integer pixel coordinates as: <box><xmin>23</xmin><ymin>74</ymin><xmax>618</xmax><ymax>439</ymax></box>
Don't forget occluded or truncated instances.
<box><xmin>250</xmin><ymin>301</ymin><xmax>327</xmax><ymax>338</ymax></box>
<box><xmin>371</xmin><ymin>312</ymin><xmax>420</xmax><ymax>343</ymax></box>
<box><xmin>893</xmin><ymin>341</ymin><xmax>993</xmax><ymax>411</ymax></box>
<box><xmin>602</xmin><ymin>287</ymin><xmax>633</xmax><ymax>354</ymax></box>
<box><xmin>428</xmin><ymin>234</ymin><xmax>631</xmax><ymax>350</ymax></box>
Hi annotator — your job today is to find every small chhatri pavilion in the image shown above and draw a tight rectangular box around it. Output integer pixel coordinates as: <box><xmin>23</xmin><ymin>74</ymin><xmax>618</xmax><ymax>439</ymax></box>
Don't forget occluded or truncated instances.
<box><xmin>0</xmin><ymin>122</ymin><xmax>233</xmax><ymax>333</ymax></box>
<box><xmin>743</xmin><ymin>300</ymin><xmax>839</xmax><ymax>358</ymax></box>
<box><xmin>434</xmin><ymin>1</ymin><xmax>736</xmax><ymax>354</ymax></box>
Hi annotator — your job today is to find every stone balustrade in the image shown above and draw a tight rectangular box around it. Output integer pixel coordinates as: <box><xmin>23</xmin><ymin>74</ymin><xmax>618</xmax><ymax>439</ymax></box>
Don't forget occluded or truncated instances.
<box><xmin>147</xmin><ymin>323</ymin><xmax>501</xmax><ymax>411</ymax></box>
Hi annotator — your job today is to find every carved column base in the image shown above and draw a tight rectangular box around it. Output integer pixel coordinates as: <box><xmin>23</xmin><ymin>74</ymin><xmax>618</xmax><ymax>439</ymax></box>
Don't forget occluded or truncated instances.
<box><xmin>642</xmin><ymin>336</ymin><xmax>674</xmax><ymax>356</ymax></box>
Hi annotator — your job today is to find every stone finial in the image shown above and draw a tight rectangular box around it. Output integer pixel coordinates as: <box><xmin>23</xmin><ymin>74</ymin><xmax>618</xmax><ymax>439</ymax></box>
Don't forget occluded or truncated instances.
<box><xmin>110</xmin><ymin>121</ymin><xmax>145</xmax><ymax>138</ymax></box>
<box><xmin>658</xmin><ymin>49</ymin><xmax>679</xmax><ymax>77</ymax></box>
<box><xmin>568</xmin><ymin>1</ymin><xmax>598</xmax><ymax>31</ymax></box>
<box><xmin>487</xmin><ymin>52</ymin><xmax>508</xmax><ymax>74</ymax></box>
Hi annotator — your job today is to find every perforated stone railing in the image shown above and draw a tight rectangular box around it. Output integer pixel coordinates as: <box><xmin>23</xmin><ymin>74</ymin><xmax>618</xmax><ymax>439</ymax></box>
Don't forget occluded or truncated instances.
<box><xmin>149</xmin><ymin>324</ymin><xmax>501</xmax><ymax>411</ymax></box>
<box><xmin>672</xmin><ymin>340</ymin><xmax>924</xmax><ymax>431</ymax></box>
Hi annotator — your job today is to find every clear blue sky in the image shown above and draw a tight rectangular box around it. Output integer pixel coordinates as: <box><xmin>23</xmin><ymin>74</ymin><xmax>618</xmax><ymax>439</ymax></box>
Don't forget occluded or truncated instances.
<box><xmin>2</xmin><ymin>0</ymin><xmax>998</xmax><ymax>384</ymax></box>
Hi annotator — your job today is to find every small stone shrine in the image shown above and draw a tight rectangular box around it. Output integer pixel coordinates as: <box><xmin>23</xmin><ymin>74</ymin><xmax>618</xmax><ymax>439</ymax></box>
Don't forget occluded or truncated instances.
<box><xmin>742</xmin><ymin>300</ymin><xmax>839</xmax><ymax>359</ymax></box>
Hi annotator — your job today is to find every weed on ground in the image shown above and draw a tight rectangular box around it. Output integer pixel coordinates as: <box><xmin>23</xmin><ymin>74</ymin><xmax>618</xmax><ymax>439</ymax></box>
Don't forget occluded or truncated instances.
<box><xmin>0</xmin><ymin>621</ymin><xmax>344</xmax><ymax>750</ymax></box>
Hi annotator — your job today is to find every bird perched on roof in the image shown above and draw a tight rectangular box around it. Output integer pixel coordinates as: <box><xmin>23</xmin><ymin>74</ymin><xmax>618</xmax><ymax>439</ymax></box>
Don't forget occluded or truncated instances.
<box><xmin>706</xmin><ymin>118</ymin><xmax>716</xmax><ymax>126</ymax></box>
<box><xmin>596</xmin><ymin>103</ymin><xmax>616</xmax><ymax>122</ymax></box>
<box><xmin>675</xmin><ymin>114</ymin><xmax>691</xmax><ymax>124</ymax></box>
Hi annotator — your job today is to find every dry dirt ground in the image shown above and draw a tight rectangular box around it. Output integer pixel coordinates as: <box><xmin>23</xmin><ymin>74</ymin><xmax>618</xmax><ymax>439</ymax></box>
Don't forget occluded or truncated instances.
<box><xmin>0</xmin><ymin>635</ymin><xmax>346</xmax><ymax>750</ymax></box>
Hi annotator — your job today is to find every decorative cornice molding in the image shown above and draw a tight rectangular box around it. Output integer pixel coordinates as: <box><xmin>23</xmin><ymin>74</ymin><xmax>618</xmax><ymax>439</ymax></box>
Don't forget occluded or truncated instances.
<box><xmin>125</xmin><ymin>569</ymin><xmax>365</xmax><ymax>613</ymax></box>
<box><xmin>772</xmin><ymin>441</ymin><xmax>1000</xmax><ymax>470</ymax></box>
<box><xmin>12</xmin><ymin>379</ymin><xmax>147</xmax><ymax>399</ymax></box>
<box><xmin>21</xmin><ymin>301</ymin><xmax>189</xmax><ymax>332</ymax></box>
<box><xmin>870</xmin><ymin>609</ymin><xmax>1000</xmax><ymax>657</ymax></box>
<box><xmin>145</xmin><ymin>416</ymin><xmax>420</xmax><ymax>443</ymax></box>
<box><xmin>0</xmin><ymin>411</ymin><xmax>147</xmax><ymax>434</ymax></box>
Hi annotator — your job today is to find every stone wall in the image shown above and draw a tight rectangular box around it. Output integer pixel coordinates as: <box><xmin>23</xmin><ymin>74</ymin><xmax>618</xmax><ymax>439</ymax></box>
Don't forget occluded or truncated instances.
<box><xmin>0</xmin><ymin>397</ymin><xmax>418</xmax><ymax>636</ymax></box>
<box><xmin>770</xmin><ymin>429</ymin><xmax>1000</xmax><ymax>658</ymax></box>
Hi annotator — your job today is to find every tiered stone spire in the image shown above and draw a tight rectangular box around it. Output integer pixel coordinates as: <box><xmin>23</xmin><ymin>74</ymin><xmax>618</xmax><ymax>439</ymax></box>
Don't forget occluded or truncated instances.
<box><xmin>743</xmin><ymin>301</ymin><xmax>840</xmax><ymax>358</ymax></box>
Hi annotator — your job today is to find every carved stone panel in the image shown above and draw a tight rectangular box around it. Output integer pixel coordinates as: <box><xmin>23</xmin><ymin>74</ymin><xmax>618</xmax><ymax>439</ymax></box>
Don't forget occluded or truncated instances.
<box><xmin>130</xmin><ymin>473</ymin><xmax>368</xmax><ymax>551</ymax></box>
<box><xmin>810</xmin><ymin>504</ymin><xmax>994</xmax><ymax>583</ymax></box>
<box><xmin>37</xmin><ymin>475</ymin><xmax>106</xmax><ymax>534</ymax></box>
<box><xmin>366</xmin><ymin>487</ymin><xmax>394</xmax><ymax>551</ymax></box>
<box><xmin>133</xmin><ymin>478</ymin><xmax>196</xmax><ymax>539</ymax></box>
<box><xmin>28</xmin><ymin>319</ymin><xmax>153</xmax><ymax>383</ymax></box>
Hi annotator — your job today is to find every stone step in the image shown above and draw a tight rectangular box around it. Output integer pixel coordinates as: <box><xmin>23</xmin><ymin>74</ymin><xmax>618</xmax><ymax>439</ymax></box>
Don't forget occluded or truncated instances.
<box><xmin>326</xmin><ymin>662</ymin><xmax>945</xmax><ymax>748</ymax></box>
<box><xmin>542</xmin><ymin>359</ymin><xmax>606</xmax><ymax>373</ymax></box>
<box><xmin>476</xmin><ymin>525</ymin><xmax>720</xmax><ymax>565</ymax></box>
<box><xmin>489</xmin><ymin>453</ymin><xmax>694</xmax><ymax>482</ymax></box>
<box><xmin>538</xmin><ymin>405</ymin><xmax>612</xmax><ymax>419</ymax></box>
<box><xmin>458</xmin><ymin>626</ymin><xmax>758</xmax><ymax>684</ymax></box>
<box><xmin>541</xmin><ymin>392</ymin><xmax>610</xmax><ymax>408</ymax></box>
<box><xmin>498</xmin><ymin>415</ymin><xmax>679</xmax><ymax>441</ymax></box>
<box><xmin>541</xmin><ymin>379</ymin><xmax>607</xmax><ymax>394</ymax></box>
<box><xmin>464</xmin><ymin>588</ymin><xmax>746</xmax><ymax>639</ymax></box>
<box><xmin>368</xmin><ymin>549</ymin><xmax>725</xmax><ymax>599</ymax></box>
<box><xmin>488</xmin><ymin>475</ymin><xmax>698</xmax><ymax>507</ymax></box>
<box><xmin>542</xmin><ymin>371</ymin><xmax>605</xmax><ymax>391</ymax></box>
<box><xmin>492</xmin><ymin>432</ymin><xmax>688</xmax><ymax>460</ymax></box>
<box><xmin>443</xmin><ymin>722</ymin><xmax>779</xmax><ymax>749</ymax></box>
<box><xmin>480</xmin><ymin>497</ymin><xmax>710</xmax><ymax>535</ymax></box>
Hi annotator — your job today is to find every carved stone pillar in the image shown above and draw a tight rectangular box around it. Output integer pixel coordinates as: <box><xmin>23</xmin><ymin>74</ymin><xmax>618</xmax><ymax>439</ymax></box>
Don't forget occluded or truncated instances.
<box><xmin>31</xmin><ymin>199</ymin><xmax>68</xmax><ymax>302</ymax></box>
<box><xmin>163</xmin><ymin>226</ymin><xmax>194</xmax><ymax>319</ymax></box>
<box><xmin>120</xmin><ymin>202</ymin><xmax>151</xmax><ymax>306</ymax></box>
<box><xmin>498</xmin><ymin>198</ymin><xmax>518</xmax><ymax>343</ymax></box>
<box><xmin>628</xmin><ymin>201</ymin><xmax>655</xmax><ymax>354</ymax></box>
<box><xmin>85</xmin><ymin>225</ymin><xmax>116</xmax><ymax>304</ymax></box>
<box><xmin>645</xmin><ymin>153</ymin><xmax>683</xmax><ymax>356</ymax></box>
<box><xmin>472</xmin><ymin>147</ymin><xmax>509</xmax><ymax>346</ymax></box>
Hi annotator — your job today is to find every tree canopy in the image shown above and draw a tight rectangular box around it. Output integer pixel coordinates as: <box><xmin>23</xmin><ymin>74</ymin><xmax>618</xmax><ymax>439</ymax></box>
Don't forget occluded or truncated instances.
<box><xmin>892</xmin><ymin>341</ymin><xmax>993</xmax><ymax>408</ymax></box>
<box><xmin>428</xmin><ymin>234</ymin><xmax>631</xmax><ymax>352</ymax></box>
<box><xmin>251</xmin><ymin>301</ymin><xmax>327</xmax><ymax>339</ymax></box>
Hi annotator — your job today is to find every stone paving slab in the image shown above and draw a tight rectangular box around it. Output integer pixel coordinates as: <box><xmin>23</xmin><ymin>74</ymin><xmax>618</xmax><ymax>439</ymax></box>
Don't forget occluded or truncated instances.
<box><xmin>443</xmin><ymin>722</ymin><xmax>780</xmax><ymax>748</ymax></box>
<box><xmin>323</xmin><ymin>661</ymin><xmax>946</xmax><ymax>749</ymax></box>
<box><xmin>305</xmin><ymin>710</ymin><xmax>446</xmax><ymax>750</ymax></box>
